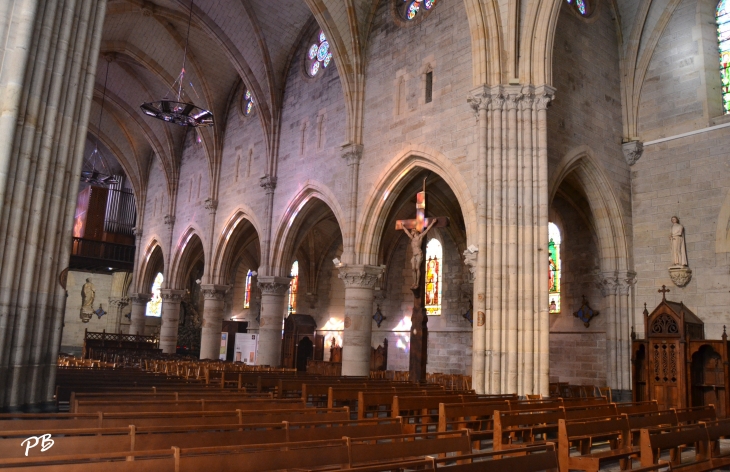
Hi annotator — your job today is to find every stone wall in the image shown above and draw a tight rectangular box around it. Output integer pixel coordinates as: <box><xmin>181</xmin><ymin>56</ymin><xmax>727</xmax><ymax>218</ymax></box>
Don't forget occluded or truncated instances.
<box><xmin>633</xmin><ymin>0</ymin><xmax>730</xmax><ymax>338</ymax></box>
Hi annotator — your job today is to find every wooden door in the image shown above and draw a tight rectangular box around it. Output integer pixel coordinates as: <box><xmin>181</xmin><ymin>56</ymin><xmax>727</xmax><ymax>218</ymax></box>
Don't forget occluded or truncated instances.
<box><xmin>649</xmin><ymin>340</ymin><xmax>682</xmax><ymax>410</ymax></box>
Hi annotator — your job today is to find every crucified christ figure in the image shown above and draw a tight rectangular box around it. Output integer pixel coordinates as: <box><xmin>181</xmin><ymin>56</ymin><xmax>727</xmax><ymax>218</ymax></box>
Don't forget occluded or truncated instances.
<box><xmin>402</xmin><ymin>219</ymin><xmax>437</xmax><ymax>289</ymax></box>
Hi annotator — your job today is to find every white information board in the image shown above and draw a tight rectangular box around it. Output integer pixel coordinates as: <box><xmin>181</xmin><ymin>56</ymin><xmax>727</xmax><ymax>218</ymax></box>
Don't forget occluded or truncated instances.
<box><xmin>234</xmin><ymin>333</ymin><xmax>258</xmax><ymax>365</ymax></box>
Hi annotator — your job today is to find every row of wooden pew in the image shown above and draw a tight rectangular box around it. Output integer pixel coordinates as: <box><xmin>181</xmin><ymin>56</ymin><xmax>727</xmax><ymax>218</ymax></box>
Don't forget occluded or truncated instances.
<box><xmin>12</xmin><ymin>363</ymin><xmax>726</xmax><ymax>471</ymax></box>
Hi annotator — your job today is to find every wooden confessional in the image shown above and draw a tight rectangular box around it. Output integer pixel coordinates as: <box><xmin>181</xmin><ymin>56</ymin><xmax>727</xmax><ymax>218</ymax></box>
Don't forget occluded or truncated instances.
<box><xmin>281</xmin><ymin>314</ymin><xmax>324</xmax><ymax>371</ymax></box>
<box><xmin>631</xmin><ymin>293</ymin><xmax>729</xmax><ymax>417</ymax></box>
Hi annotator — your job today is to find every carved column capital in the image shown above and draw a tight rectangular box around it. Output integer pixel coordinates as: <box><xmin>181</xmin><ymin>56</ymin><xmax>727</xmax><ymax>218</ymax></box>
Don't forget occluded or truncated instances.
<box><xmin>259</xmin><ymin>174</ymin><xmax>277</xmax><ymax>194</ymax></box>
<box><xmin>256</xmin><ymin>276</ymin><xmax>290</xmax><ymax>295</ymax></box>
<box><xmin>622</xmin><ymin>140</ymin><xmax>643</xmax><ymax>166</ymax></box>
<box><xmin>130</xmin><ymin>293</ymin><xmax>152</xmax><ymax>305</ymax></box>
<box><xmin>463</xmin><ymin>245</ymin><xmax>478</xmax><ymax>283</ymax></box>
<box><xmin>109</xmin><ymin>297</ymin><xmax>129</xmax><ymax>309</ymax></box>
<box><xmin>533</xmin><ymin>85</ymin><xmax>556</xmax><ymax>111</ymax></box>
<box><xmin>200</xmin><ymin>284</ymin><xmax>230</xmax><ymax>300</ymax></box>
<box><xmin>133</xmin><ymin>227</ymin><xmax>143</xmax><ymax>239</ymax></box>
<box><xmin>341</xmin><ymin>143</ymin><xmax>364</xmax><ymax>166</ymax></box>
<box><xmin>467</xmin><ymin>85</ymin><xmax>491</xmax><ymax>115</ymax></box>
<box><xmin>337</xmin><ymin>264</ymin><xmax>385</xmax><ymax>289</ymax></box>
<box><xmin>163</xmin><ymin>215</ymin><xmax>175</xmax><ymax>226</ymax></box>
<box><xmin>505</xmin><ymin>93</ymin><xmax>523</xmax><ymax>111</ymax></box>
<box><xmin>204</xmin><ymin>198</ymin><xmax>218</xmax><ymax>214</ymax></box>
<box><xmin>160</xmin><ymin>289</ymin><xmax>185</xmax><ymax>302</ymax></box>
<box><xmin>594</xmin><ymin>272</ymin><xmax>618</xmax><ymax>297</ymax></box>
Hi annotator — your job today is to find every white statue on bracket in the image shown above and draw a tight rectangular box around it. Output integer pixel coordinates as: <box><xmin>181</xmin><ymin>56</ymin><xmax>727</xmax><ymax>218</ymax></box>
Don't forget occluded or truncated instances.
<box><xmin>668</xmin><ymin>216</ymin><xmax>692</xmax><ymax>287</ymax></box>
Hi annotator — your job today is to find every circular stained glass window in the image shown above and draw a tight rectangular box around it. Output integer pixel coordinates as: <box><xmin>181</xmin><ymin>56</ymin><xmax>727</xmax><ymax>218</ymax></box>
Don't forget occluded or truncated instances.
<box><xmin>306</xmin><ymin>30</ymin><xmax>333</xmax><ymax>78</ymax></box>
<box><xmin>399</xmin><ymin>0</ymin><xmax>437</xmax><ymax>21</ymax></box>
<box><xmin>243</xmin><ymin>88</ymin><xmax>254</xmax><ymax>116</ymax></box>
<box><xmin>566</xmin><ymin>0</ymin><xmax>590</xmax><ymax>16</ymax></box>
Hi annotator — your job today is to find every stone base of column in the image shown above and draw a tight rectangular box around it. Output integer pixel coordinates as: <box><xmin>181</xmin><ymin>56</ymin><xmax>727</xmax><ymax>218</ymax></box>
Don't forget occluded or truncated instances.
<box><xmin>159</xmin><ymin>289</ymin><xmax>186</xmax><ymax>354</ymax></box>
<box><xmin>257</xmin><ymin>276</ymin><xmax>291</xmax><ymax>367</ymax></box>
<box><xmin>199</xmin><ymin>285</ymin><xmax>230</xmax><ymax>360</ymax></box>
<box><xmin>339</xmin><ymin>265</ymin><xmax>385</xmax><ymax>377</ymax></box>
<box><xmin>129</xmin><ymin>293</ymin><xmax>151</xmax><ymax>336</ymax></box>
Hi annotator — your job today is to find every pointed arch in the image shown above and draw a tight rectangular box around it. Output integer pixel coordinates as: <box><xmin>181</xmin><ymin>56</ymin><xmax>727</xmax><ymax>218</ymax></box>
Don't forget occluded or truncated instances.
<box><xmin>137</xmin><ymin>239</ymin><xmax>165</xmax><ymax>294</ymax></box>
<box><xmin>168</xmin><ymin>226</ymin><xmax>206</xmax><ymax>289</ymax></box>
<box><xmin>269</xmin><ymin>181</ymin><xmax>346</xmax><ymax>277</ymax></box>
<box><xmin>210</xmin><ymin>207</ymin><xmax>264</xmax><ymax>285</ymax></box>
<box><xmin>356</xmin><ymin>145</ymin><xmax>477</xmax><ymax>266</ymax></box>
<box><xmin>548</xmin><ymin>145</ymin><xmax>630</xmax><ymax>273</ymax></box>
<box><xmin>462</xmin><ymin>0</ymin><xmax>503</xmax><ymax>85</ymax></box>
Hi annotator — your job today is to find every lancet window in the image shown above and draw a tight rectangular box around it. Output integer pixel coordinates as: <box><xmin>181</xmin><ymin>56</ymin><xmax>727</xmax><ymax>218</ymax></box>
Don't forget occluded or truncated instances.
<box><xmin>243</xmin><ymin>88</ymin><xmax>254</xmax><ymax>116</ymax></box>
<box><xmin>548</xmin><ymin>223</ymin><xmax>561</xmax><ymax>314</ymax></box>
<box><xmin>146</xmin><ymin>272</ymin><xmax>163</xmax><ymax>317</ymax></box>
<box><xmin>718</xmin><ymin>1</ymin><xmax>730</xmax><ymax>113</ymax></box>
<box><xmin>244</xmin><ymin>270</ymin><xmax>252</xmax><ymax>309</ymax></box>
<box><xmin>425</xmin><ymin>238</ymin><xmax>442</xmax><ymax>316</ymax></box>
<box><xmin>288</xmin><ymin>261</ymin><xmax>299</xmax><ymax>314</ymax></box>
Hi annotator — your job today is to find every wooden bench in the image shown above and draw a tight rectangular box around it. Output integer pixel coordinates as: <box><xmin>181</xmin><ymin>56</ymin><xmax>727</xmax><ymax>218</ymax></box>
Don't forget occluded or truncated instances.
<box><xmin>494</xmin><ymin>408</ymin><xmax>566</xmax><ymax>451</ymax></box>
<box><xmin>558</xmin><ymin>415</ymin><xmax>638</xmax><ymax>472</ymax></box>
<box><xmin>323</xmin><ymin>443</ymin><xmax>560</xmax><ymax>472</ymax></box>
<box><xmin>0</xmin><ymin>449</ymin><xmax>178</xmax><ymax>471</ymax></box>
<box><xmin>639</xmin><ymin>424</ymin><xmax>711</xmax><ymax>468</ymax></box>
<box><xmin>346</xmin><ymin>430</ymin><xmax>472</xmax><ymax>467</ymax></box>
<box><xmin>673</xmin><ymin>406</ymin><xmax>716</xmax><ymax>425</ymax></box>
<box><xmin>625</xmin><ymin>409</ymin><xmax>680</xmax><ymax>445</ymax></box>
<box><xmin>72</xmin><ymin>397</ymin><xmax>305</xmax><ymax>413</ymax></box>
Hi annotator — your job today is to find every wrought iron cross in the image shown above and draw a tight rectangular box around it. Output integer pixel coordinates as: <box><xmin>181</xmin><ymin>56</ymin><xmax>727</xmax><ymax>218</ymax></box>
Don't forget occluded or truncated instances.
<box><xmin>658</xmin><ymin>285</ymin><xmax>670</xmax><ymax>300</ymax></box>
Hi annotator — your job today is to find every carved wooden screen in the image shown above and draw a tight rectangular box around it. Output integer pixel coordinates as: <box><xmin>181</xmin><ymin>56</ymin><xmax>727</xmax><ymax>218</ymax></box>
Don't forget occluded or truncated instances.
<box><xmin>649</xmin><ymin>340</ymin><xmax>682</xmax><ymax>410</ymax></box>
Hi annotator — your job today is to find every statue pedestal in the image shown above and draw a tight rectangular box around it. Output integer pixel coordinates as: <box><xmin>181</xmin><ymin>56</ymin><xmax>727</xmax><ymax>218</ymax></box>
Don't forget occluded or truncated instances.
<box><xmin>669</xmin><ymin>266</ymin><xmax>692</xmax><ymax>287</ymax></box>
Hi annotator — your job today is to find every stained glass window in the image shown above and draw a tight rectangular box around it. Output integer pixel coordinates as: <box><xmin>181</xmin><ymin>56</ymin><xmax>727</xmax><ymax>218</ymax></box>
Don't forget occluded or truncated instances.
<box><xmin>243</xmin><ymin>88</ymin><xmax>254</xmax><ymax>116</ymax></box>
<box><xmin>425</xmin><ymin>239</ymin><xmax>442</xmax><ymax>316</ymax></box>
<box><xmin>566</xmin><ymin>0</ymin><xmax>588</xmax><ymax>16</ymax></box>
<box><xmin>399</xmin><ymin>0</ymin><xmax>437</xmax><ymax>21</ymax></box>
<box><xmin>146</xmin><ymin>272</ymin><xmax>163</xmax><ymax>317</ymax></box>
<box><xmin>288</xmin><ymin>261</ymin><xmax>299</xmax><ymax>314</ymax></box>
<box><xmin>306</xmin><ymin>31</ymin><xmax>333</xmax><ymax>78</ymax></box>
<box><xmin>718</xmin><ymin>1</ymin><xmax>730</xmax><ymax>113</ymax></box>
<box><xmin>548</xmin><ymin>223</ymin><xmax>561</xmax><ymax>314</ymax></box>
<box><xmin>244</xmin><ymin>270</ymin><xmax>252</xmax><ymax>309</ymax></box>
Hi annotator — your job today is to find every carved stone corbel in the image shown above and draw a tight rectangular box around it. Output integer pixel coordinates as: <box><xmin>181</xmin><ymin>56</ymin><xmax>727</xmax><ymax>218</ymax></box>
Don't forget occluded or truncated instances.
<box><xmin>622</xmin><ymin>140</ymin><xmax>643</xmax><ymax>166</ymax></box>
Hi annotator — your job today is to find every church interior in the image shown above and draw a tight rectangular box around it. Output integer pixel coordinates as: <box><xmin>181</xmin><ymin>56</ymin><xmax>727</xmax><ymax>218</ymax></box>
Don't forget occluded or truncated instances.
<box><xmin>1</xmin><ymin>0</ymin><xmax>730</xmax><ymax>469</ymax></box>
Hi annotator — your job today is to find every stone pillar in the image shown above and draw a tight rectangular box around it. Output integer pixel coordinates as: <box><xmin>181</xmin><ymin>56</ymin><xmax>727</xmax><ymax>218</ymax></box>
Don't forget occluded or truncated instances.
<box><xmin>129</xmin><ymin>294</ymin><xmax>151</xmax><ymax>335</ymax></box>
<box><xmin>466</xmin><ymin>85</ymin><xmax>554</xmax><ymax>396</ymax></box>
<box><xmin>338</xmin><ymin>265</ymin><xmax>385</xmax><ymax>377</ymax></box>
<box><xmin>199</xmin><ymin>285</ymin><xmax>230</xmax><ymax>360</ymax></box>
<box><xmin>0</xmin><ymin>0</ymin><xmax>107</xmax><ymax>411</ymax></box>
<box><xmin>467</xmin><ymin>86</ymin><xmax>489</xmax><ymax>393</ymax></box>
<box><xmin>341</xmin><ymin>144</ymin><xmax>363</xmax><ymax>264</ymax></box>
<box><xmin>159</xmin><ymin>289</ymin><xmax>185</xmax><ymax>354</ymax></box>
<box><xmin>256</xmin><ymin>277</ymin><xmax>290</xmax><ymax>366</ymax></box>
<box><xmin>598</xmin><ymin>271</ymin><xmax>636</xmax><ymax>393</ymax></box>
<box><xmin>107</xmin><ymin>297</ymin><xmax>129</xmax><ymax>334</ymax></box>
<box><xmin>259</xmin><ymin>176</ymin><xmax>277</xmax><ymax>274</ymax></box>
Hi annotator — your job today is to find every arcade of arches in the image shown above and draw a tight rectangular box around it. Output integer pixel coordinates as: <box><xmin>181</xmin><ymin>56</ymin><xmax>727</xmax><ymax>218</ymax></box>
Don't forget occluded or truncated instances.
<box><xmin>1</xmin><ymin>0</ymin><xmax>730</xmax><ymax>411</ymax></box>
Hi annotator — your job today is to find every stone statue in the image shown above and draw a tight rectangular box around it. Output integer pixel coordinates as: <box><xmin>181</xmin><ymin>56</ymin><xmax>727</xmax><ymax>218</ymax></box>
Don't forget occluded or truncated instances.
<box><xmin>669</xmin><ymin>216</ymin><xmax>688</xmax><ymax>267</ymax></box>
<box><xmin>402</xmin><ymin>219</ymin><xmax>437</xmax><ymax>289</ymax></box>
<box><xmin>81</xmin><ymin>278</ymin><xmax>95</xmax><ymax>310</ymax></box>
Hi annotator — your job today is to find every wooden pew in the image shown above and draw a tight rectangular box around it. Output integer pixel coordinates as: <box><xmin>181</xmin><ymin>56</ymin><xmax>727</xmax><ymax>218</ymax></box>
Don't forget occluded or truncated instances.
<box><xmin>615</xmin><ymin>401</ymin><xmax>660</xmax><ymax>416</ymax></box>
<box><xmin>558</xmin><ymin>415</ymin><xmax>638</xmax><ymax>472</ymax></box>
<box><xmin>673</xmin><ymin>406</ymin><xmax>716</xmax><ymax>425</ymax></box>
<box><xmin>639</xmin><ymin>424</ymin><xmax>711</xmax><ymax>468</ymax></box>
<box><xmin>0</xmin><ymin>449</ymin><xmax>178</xmax><ymax>472</ymax></box>
<box><xmin>625</xmin><ymin>409</ymin><xmax>680</xmax><ymax>445</ymax></box>
<box><xmin>327</xmin><ymin>443</ymin><xmax>560</xmax><ymax>472</ymax></box>
<box><xmin>493</xmin><ymin>408</ymin><xmax>565</xmax><ymax>452</ymax></box>
<box><xmin>0</xmin><ymin>418</ymin><xmax>404</xmax><ymax>459</ymax></box>
<box><xmin>346</xmin><ymin>430</ymin><xmax>472</xmax><ymax>468</ymax></box>
<box><xmin>700</xmin><ymin>417</ymin><xmax>730</xmax><ymax>462</ymax></box>
<box><xmin>72</xmin><ymin>397</ymin><xmax>305</xmax><ymax>413</ymax></box>
<box><xmin>0</xmin><ymin>407</ymin><xmax>350</xmax><ymax>431</ymax></box>
<box><xmin>393</xmin><ymin>394</ymin><xmax>480</xmax><ymax>432</ymax></box>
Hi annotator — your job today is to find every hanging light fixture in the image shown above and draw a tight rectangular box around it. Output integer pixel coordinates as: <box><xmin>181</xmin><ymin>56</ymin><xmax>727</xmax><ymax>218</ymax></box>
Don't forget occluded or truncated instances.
<box><xmin>81</xmin><ymin>58</ymin><xmax>119</xmax><ymax>186</ymax></box>
<box><xmin>140</xmin><ymin>0</ymin><xmax>213</xmax><ymax>127</ymax></box>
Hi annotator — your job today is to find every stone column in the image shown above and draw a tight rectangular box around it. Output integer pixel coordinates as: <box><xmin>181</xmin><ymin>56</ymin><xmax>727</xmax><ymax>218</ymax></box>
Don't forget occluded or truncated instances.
<box><xmin>129</xmin><ymin>294</ymin><xmax>151</xmax><ymax>335</ymax></box>
<box><xmin>256</xmin><ymin>276</ymin><xmax>290</xmax><ymax>366</ymax></box>
<box><xmin>467</xmin><ymin>86</ymin><xmax>489</xmax><ymax>393</ymax></box>
<box><xmin>107</xmin><ymin>297</ymin><xmax>129</xmax><ymax>334</ymax></box>
<box><xmin>341</xmin><ymin>144</ymin><xmax>363</xmax><ymax>264</ymax></box>
<box><xmin>338</xmin><ymin>265</ymin><xmax>385</xmax><ymax>377</ymax></box>
<box><xmin>159</xmin><ymin>289</ymin><xmax>185</xmax><ymax>354</ymax></box>
<box><xmin>199</xmin><ymin>285</ymin><xmax>230</xmax><ymax>360</ymax></box>
<box><xmin>0</xmin><ymin>0</ymin><xmax>107</xmax><ymax>411</ymax></box>
<box><xmin>259</xmin><ymin>176</ymin><xmax>277</xmax><ymax>274</ymax></box>
<box><xmin>467</xmin><ymin>85</ymin><xmax>554</xmax><ymax>396</ymax></box>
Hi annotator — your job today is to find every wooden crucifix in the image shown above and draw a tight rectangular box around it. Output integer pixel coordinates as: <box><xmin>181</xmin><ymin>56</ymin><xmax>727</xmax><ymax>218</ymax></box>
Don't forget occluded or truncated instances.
<box><xmin>395</xmin><ymin>178</ymin><xmax>449</xmax><ymax>383</ymax></box>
